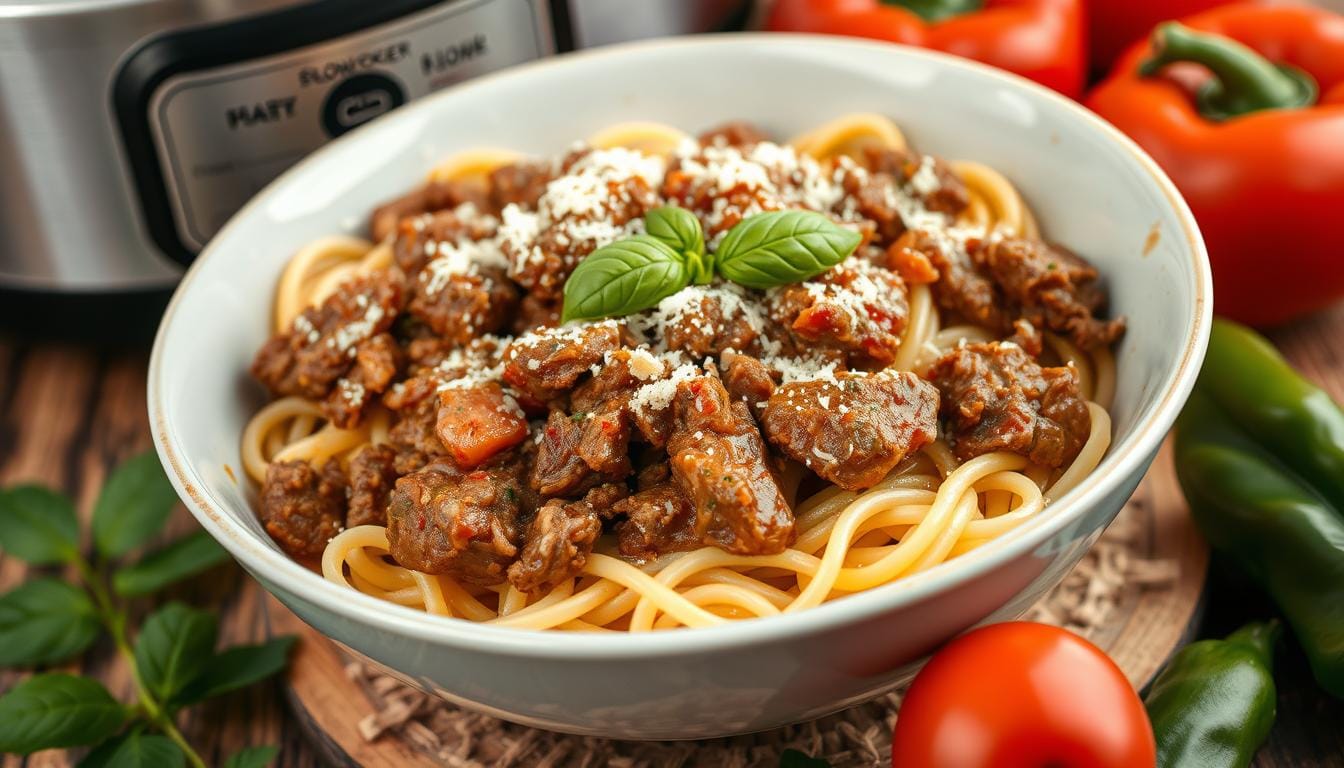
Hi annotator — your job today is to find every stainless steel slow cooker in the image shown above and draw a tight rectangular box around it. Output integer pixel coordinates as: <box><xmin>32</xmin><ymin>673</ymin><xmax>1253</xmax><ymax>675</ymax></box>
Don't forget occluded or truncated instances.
<box><xmin>0</xmin><ymin>0</ymin><xmax>749</xmax><ymax>292</ymax></box>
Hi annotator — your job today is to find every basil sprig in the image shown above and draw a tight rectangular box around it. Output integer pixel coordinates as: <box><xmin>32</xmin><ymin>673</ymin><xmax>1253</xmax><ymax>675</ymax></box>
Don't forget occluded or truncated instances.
<box><xmin>0</xmin><ymin>451</ymin><xmax>293</xmax><ymax>766</ymax></box>
<box><xmin>562</xmin><ymin>206</ymin><xmax>861</xmax><ymax>322</ymax></box>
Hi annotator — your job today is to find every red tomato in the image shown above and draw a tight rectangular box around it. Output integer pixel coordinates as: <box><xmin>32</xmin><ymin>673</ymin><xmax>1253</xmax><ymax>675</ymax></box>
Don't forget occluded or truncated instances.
<box><xmin>890</xmin><ymin>622</ymin><xmax>1156</xmax><ymax>768</ymax></box>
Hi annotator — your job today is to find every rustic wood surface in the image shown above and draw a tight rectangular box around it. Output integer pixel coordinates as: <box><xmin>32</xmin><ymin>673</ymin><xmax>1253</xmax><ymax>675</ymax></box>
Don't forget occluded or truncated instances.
<box><xmin>1</xmin><ymin>301</ymin><xmax>1343</xmax><ymax>767</ymax></box>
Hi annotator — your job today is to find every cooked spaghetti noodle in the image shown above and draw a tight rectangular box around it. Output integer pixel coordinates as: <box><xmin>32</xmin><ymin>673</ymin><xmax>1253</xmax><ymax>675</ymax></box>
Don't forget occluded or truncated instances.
<box><xmin>244</xmin><ymin>115</ymin><xmax>1121</xmax><ymax>632</ymax></box>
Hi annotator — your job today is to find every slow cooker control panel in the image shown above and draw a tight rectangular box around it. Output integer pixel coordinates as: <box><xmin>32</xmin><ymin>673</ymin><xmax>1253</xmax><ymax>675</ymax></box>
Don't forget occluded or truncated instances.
<box><xmin>115</xmin><ymin>0</ymin><xmax>552</xmax><ymax>261</ymax></box>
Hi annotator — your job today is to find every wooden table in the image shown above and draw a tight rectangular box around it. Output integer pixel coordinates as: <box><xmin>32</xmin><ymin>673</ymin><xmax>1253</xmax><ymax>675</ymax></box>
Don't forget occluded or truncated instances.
<box><xmin>1</xmin><ymin>295</ymin><xmax>1342</xmax><ymax>767</ymax></box>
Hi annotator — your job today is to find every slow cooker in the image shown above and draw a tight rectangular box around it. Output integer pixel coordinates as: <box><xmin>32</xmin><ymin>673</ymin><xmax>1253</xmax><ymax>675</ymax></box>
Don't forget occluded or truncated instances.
<box><xmin>0</xmin><ymin>0</ymin><xmax>750</xmax><ymax>292</ymax></box>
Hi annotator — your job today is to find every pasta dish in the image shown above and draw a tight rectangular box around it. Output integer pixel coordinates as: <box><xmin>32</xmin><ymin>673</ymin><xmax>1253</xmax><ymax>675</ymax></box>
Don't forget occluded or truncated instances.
<box><xmin>242</xmin><ymin>115</ymin><xmax>1125</xmax><ymax>632</ymax></box>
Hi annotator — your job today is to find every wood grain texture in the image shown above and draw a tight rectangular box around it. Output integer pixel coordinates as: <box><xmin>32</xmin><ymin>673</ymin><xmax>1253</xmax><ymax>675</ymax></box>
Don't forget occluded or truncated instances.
<box><xmin>3</xmin><ymin>306</ymin><xmax>1344</xmax><ymax>766</ymax></box>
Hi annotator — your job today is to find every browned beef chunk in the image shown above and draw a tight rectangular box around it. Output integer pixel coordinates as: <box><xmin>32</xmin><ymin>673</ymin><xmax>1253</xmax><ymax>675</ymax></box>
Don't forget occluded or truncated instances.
<box><xmin>1007</xmin><ymin>318</ymin><xmax>1044</xmax><ymax>358</ymax></box>
<box><xmin>409</xmin><ymin>265</ymin><xmax>519</xmax><ymax>346</ymax></box>
<box><xmin>667</xmin><ymin>376</ymin><xmax>793</xmax><ymax>554</ymax></box>
<box><xmin>908</xmin><ymin>231</ymin><xmax>1011</xmax><ymax>332</ymax></box>
<box><xmin>386</xmin><ymin>458</ymin><xmax>529</xmax><ymax>585</ymax></box>
<box><xmin>531</xmin><ymin>407</ymin><xmax>630</xmax><ymax>498</ymax></box>
<box><xmin>513</xmin><ymin>294</ymin><xmax>561</xmax><ymax>334</ymax></box>
<box><xmin>569</xmin><ymin>348</ymin><xmax>641</xmax><ymax>413</ymax></box>
<box><xmin>259</xmin><ymin>459</ymin><xmax>346</xmax><ymax>558</ymax></box>
<box><xmin>970</xmin><ymin>238</ymin><xmax>1126</xmax><ymax>350</ymax></box>
<box><xmin>435</xmin><ymin>383</ymin><xmax>529</xmax><ymax>470</ymax></box>
<box><xmin>928</xmin><ymin>341</ymin><xmax>1091</xmax><ymax>467</ymax></box>
<box><xmin>347</xmin><ymin>444</ymin><xmax>399</xmax><ymax>527</ymax></box>
<box><xmin>251</xmin><ymin>272</ymin><xmax>403</xmax><ymax>401</ymax></box>
<box><xmin>723</xmin><ymin>352</ymin><xmax>776</xmax><ymax>407</ymax></box>
<box><xmin>371</xmin><ymin>180</ymin><xmax>487</xmax><ymax>243</ymax></box>
<box><xmin>761</xmin><ymin>372</ymin><xmax>939</xmax><ymax>491</ymax></box>
<box><xmin>489</xmin><ymin>160</ymin><xmax>553</xmax><ymax>211</ymax></box>
<box><xmin>323</xmin><ymin>332</ymin><xmax>401</xmax><ymax>429</ymax></box>
<box><xmin>385</xmin><ymin>374</ymin><xmax>444</xmax><ymax>472</ymax></box>
<box><xmin>662</xmin><ymin>289</ymin><xmax>762</xmax><ymax>359</ymax></box>
<box><xmin>582</xmin><ymin>482</ymin><xmax>629</xmax><ymax>516</ymax></box>
<box><xmin>507</xmin><ymin>498</ymin><xmax>602</xmax><ymax>596</ymax></box>
<box><xmin>768</xmin><ymin>261</ymin><xmax>910</xmax><ymax>368</ymax></box>
<box><xmin>502</xmin><ymin>323</ymin><xmax>621</xmax><ymax>402</ymax></box>
<box><xmin>392</xmin><ymin>208</ymin><xmax>498</xmax><ymax>278</ymax></box>
<box><xmin>614</xmin><ymin>482</ymin><xmax>699</xmax><ymax>560</ymax></box>
<box><xmin>698</xmin><ymin>121</ymin><xmax>770</xmax><ymax>148</ymax></box>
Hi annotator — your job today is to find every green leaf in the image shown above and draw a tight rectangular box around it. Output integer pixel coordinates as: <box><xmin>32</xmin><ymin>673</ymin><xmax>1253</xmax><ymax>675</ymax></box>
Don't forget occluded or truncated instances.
<box><xmin>78</xmin><ymin>731</ymin><xmax>184</xmax><ymax>768</ymax></box>
<box><xmin>561</xmin><ymin>236</ymin><xmax>690</xmax><ymax>322</ymax></box>
<box><xmin>113</xmin><ymin>531</ymin><xmax>230</xmax><ymax>597</ymax></box>
<box><xmin>0</xmin><ymin>674</ymin><xmax>126</xmax><ymax>754</ymax></box>
<box><xmin>0</xmin><ymin>578</ymin><xmax>101</xmax><ymax>666</ymax></box>
<box><xmin>223</xmin><ymin>745</ymin><xmax>279</xmax><ymax>768</ymax></box>
<box><xmin>0</xmin><ymin>485</ymin><xmax>80</xmax><ymax>564</ymax></box>
<box><xmin>175</xmin><ymin>636</ymin><xmax>296</xmax><ymax>706</ymax></box>
<box><xmin>779</xmin><ymin>748</ymin><xmax>832</xmax><ymax>768</ymax></box>
<box><xmin>134</xmin><ymin>602</ymin><xmax>218</xmax><ymax>702</ymax></box>
<box><xmin>645</xmin><ymin>206</ymin><xmax>705</xmax><ymax>259</ymax></box>
<box><xmin>92</xmin><ymin>450</ymin><xmax>179</xmax><ymax>558</ymax></box>
<box><xmin>715</xmin><ymin>210</ymin><xmax>862</xmax><ymax>289</ymax></box>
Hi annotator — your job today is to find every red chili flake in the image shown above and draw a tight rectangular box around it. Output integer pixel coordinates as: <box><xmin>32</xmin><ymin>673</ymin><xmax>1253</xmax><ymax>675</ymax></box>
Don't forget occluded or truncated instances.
<box><xmin>545</xmin><ymin>426</ymin><xmax>559</xmax><ymax>438</ymax></box>
<box><xmin>417</xmin><ymin>515</ymin><xmax>426</xmax><ymax>531</ymax></box>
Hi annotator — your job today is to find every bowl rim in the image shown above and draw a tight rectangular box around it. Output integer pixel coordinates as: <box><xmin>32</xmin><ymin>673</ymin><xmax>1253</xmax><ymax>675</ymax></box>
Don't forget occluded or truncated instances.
<box><xmin>149</xmin><ymin>32</ymin><xmax>1212</xmax><ymax>659</ymax></box>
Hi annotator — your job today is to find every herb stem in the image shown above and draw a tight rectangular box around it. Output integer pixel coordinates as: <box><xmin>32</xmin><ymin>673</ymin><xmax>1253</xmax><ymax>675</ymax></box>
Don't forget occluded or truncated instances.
<box><xmin>74</xmin><ymin>556</ymin><xmax>208</xmax><ymax>768</ymax></box>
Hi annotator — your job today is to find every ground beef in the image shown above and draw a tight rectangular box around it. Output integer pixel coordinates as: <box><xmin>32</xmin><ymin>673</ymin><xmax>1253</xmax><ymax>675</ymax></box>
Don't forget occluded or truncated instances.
<box><xmin>502</xmin><ymin>323</ymin><xmax>621</xmax><ymax>403</ymax></box>
<box><xmin>489</xmin><ymin>160</ymin><xmax>553</xmax><ymax>211</ymax></box>
<box><xmin>698</xmin><ymin>121</ymin><xmax>770</xmax><ymax>148</ymax></box>
<box><xmin>761</xmin><ymin>372</ymin><xmax>939</xmax><ymax>491</ymax></box>
<box><xmin>250</xmin><ymin>271</ymin><xmax>403</xmax><ymax>401</ymax></box>
<box><xmin>408</xmin><ymin>266</ymin><xmax>519</xmax><ymax>347</ymax></box>
<box><xmin>928</xmin><ymin>341</ymin><xmax>1091</xmax><ymax>467</ymax></box>
<box><xmin>436</xmin><ymin>383</ymin><xmax>529</xmax><ymax>470</ymax></box>
<box><xmin>614</xmin><ymin>482</ymin><xmax>700</xmax><ymax>560</ymax></box>
<box><xmin>347</xmin><ymin>444</ymin><xmax>399</xmax><ymax>527</ymax></box>
<box><xmin>768</xmin><ymin>261</ymin><xmax>910</xmax><ymax>368</ymax></box>
<box><xmin>392</xmin><ymin>208</ymin><xmax>498</xmax><ymax>279</ymax></box>
<box><xmin>371</xmin><ymin>180</ymin><xmax>487</xmax><ymax>243</ymax></box>
<box><xmin>667</xmin><ymin>376</ymin><xmax>794</xmax><ymax>555</ymax></box>
<box><xmin>970</xmin><ymin>238</ymin><xmax>1126</xmax><ymax>350</ymax></box>
<box><xmin>386</xmin><ymin>457</ymin><xmax>529</xmax><ymax>585</ymax></box>
<box><xmin>322</xmin><ymin>332</ymin><xmax>401</xmax><ymax>429</ymax></box>
<box><xmin>507</xmin><ymin>498</ymin><xmax>602</xmax><ymax>596</ymax></box>
<box><xmin>259</xmin><ymin>459</ymin><xmax>346</xmax><ymax>558</ymax></box>
<box><xmin>861</xmin><ymin>148</ymin><xmax>969</xmax><ymax>217</ymax></box>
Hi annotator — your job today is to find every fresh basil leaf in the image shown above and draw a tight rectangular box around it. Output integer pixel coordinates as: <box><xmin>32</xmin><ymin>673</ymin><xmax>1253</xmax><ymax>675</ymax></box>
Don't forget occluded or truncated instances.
<box><xmin>223</xmin><ymin>745</ymin><xmax>279</xmax><ymax>768</ymax></box>
<box><xmin>561</xmin><ymin>236</ymin><xmax>690</xmax><ymax>322</ymax></box>
<box><xmin>0</xmin><ymin>485</ymin><xmax>80</xmax><ymax>565</ymax></box>
<box><xmin>113</xmin><ymin>531</ymin><xmax>229</xmax><ymax>597</ymax></box>
<box><xmin>645</xmin><ymin>206</ymin><xmax>705</xmax><ymax>259</ymax></box>
<box><xmin>93</xmin><ymin>451</ymin><xmax>179</xmax><ymax>558</ymax></box>
<box><xmin>134</xmin><ymin>602</ymin><xmax>218</xmax><ymax>702</ymax></box>
<box><xmin>174</xmin><ymin>636</ymin><xmax>296</xmax><ymax>706</ymax></box>
<box><xmin>715</xmin><ymin>210</ymin><xmax>862</xmax><ymax>289</ymax></box>
<box><xmin>779</xmin><ymin>748</ymin><xmax>832</xmax><ymax>768</ymax></box>
<box><xmin>0</xmin><ymin>578</ymin><xmax>100</xmax><ymax>666</ymax></box>
<box><xmin>0</xmin><ymin>674</ymin><xmax>126</xmax><ymax>754</ymax></box>
<box><xmin>78</xmin><ymin>731</ymin><xmax>183</xmax><ymax>768</ymax></box>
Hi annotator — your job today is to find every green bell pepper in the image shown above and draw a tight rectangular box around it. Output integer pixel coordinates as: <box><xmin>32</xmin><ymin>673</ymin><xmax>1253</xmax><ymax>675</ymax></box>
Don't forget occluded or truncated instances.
<box><xmin>1173</xmin><ymin>318</ymin><xmax>1344</xmax><ymax>700</ymax></box>
<box><xmin>1144</xmin><ymin>621</ymin><xmax>1279</xmax><ymax>768</ymax></box>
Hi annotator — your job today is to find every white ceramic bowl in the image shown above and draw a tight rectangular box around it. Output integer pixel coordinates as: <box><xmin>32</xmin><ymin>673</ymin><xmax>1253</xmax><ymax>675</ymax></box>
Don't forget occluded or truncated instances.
<box><xmin>150</xmin><ymin>34</ymin><xmax>1211</xmax><ymax>740</ymax></box>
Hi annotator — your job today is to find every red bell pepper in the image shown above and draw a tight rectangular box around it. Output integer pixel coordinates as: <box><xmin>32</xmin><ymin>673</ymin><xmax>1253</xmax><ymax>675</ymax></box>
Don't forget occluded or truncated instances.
<box><xmin>1087</xmin><ymin>5</ymin><xmax>1344</xmax><ymax>326</ymax></box>
<box><xmin>765</xmin><ymin>0</ymin><xmax>1086</xmax><ymax>98</ymax></box>
<box><xmin>1085</xmin><ymin>0</ymin><xmax>1241</xmax><ymax>75</ymax></box>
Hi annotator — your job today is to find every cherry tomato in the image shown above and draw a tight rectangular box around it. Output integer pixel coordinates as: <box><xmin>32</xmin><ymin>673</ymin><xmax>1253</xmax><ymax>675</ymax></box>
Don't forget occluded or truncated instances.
<box><xmin>890</xmin><ymin>622</ymin><xmax>1156</xmax><ymax>768</ymax></box>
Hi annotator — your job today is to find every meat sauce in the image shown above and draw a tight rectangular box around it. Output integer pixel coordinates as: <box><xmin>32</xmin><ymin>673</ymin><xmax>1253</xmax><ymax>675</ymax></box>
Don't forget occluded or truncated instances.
<box><xmin>251</xmin><ymin>123</ymin><xmax>1124</xmax><ymax>595</ymax></box>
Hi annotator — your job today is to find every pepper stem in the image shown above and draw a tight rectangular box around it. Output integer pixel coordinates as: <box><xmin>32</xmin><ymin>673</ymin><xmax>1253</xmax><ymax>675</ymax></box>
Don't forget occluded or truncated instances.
<box><xmin>1139</xmin><ymin>22</ymin><xmax>1317</xmax><ymax>121</ymax></box>
<box><xmin>1227</xmin><ymin>619</ymin><xmax>1282</xmax><ymax>672</ymax></box>
<box><xmin>879</xmin><ymin>0</ymin><xmax>983</xmax><ymax>23</ymax></box>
